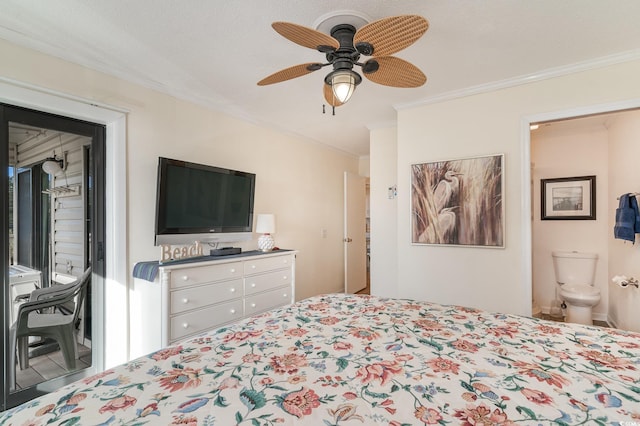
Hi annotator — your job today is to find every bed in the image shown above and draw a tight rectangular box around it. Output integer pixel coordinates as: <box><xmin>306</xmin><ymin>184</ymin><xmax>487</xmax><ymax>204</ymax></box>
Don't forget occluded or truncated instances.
<box><xmin>2</xmin><ymin>293</ymin><xmax>640</xmax><ymax>424</ymax></box>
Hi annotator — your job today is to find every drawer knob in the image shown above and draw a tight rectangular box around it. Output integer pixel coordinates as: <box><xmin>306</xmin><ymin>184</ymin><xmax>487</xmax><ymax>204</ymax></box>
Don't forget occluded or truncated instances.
<box><xmin>250</xmin><ymin>283</ymin><xmax>256</xmax><ymax>288</ymax></box>
<box><xmin>284</xmin><ymin>260</ymin><xmax>288</xmax><ymax>264</ymax></box>
<box><xmin>230</xmin><ymin>268</ymin><xmax>236</xmax><ymax>273</ymax></box>
<box><xmin>283</xmin><ymin>276</ymin><xmax>288</xmax><ymax>280</ymax></box>
<box><xmin>182</xmin><ymin>323</ymin><xmax>189</xmax><ymax>329</ymax></box>
<box><xmin>230</xmin><ymin>308</ymin><xmax>236</xmax><ymax>314</ymax></box>
<box><xmin>182</xmin><ymin>276</ymin><xmax>189</xmax><ymax>281</ymax></box>
<box><xmin>283</xmin><ymin>293</ymin><xmax>288</xmax><ymax>298</ymax></box>
<box><xmin>251</xmin><ymin>265</ymin><xmax>256</xmax><ymax>269</ymax></box>
<box><xmin>251</xmin><ymin>303</ymin><xmax>256</xmax><ymax>308</ymax></box>
<box><xmin>230</xmin><ymin>287</ymin><xmax>236</xmax><ymax>293</ymax></box>
<box><xmin>182</xmin><ymin>298</ymin><xmax>189</xmax><ymax>304</ymax></box>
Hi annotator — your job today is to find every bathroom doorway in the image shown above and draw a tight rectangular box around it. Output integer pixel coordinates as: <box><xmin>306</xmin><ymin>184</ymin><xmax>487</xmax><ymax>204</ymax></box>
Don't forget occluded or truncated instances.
<box><xmin>529</xmin><ymin>107</ymin><xmax>640</xmax><ymax>329</ymax></box>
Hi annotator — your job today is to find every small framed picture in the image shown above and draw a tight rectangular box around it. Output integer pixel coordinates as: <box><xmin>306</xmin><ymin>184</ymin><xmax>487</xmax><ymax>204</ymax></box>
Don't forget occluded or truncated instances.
<box><xmin>541</xmin><ymin>175</ymin><xmax>596</xmax><ymax>220</ymax></box>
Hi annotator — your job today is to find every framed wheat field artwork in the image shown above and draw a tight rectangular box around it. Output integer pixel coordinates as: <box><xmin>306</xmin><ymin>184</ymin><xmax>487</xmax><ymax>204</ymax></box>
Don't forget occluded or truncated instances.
<box><xmin>411</xmin><ymin>154</ymin><xmax>504</xmax><ymax>248</ymax></box>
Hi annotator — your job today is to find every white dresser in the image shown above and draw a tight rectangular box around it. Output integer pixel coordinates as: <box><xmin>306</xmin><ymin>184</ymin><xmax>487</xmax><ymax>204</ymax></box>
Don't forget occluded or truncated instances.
<box><xmin>130</xmin><ymin>250</ymin><xmax>296</xmax><ymax>358</ymax></box>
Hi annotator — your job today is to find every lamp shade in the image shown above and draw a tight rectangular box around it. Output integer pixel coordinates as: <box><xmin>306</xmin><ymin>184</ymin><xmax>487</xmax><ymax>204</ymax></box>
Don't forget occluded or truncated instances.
<box><xmin>331</xmin><ymin>70</ymin><xmax>357</xmax><ymax>104</ymax></box>
<box><xmin>255</xmin><ymin>214</ymin><xmax>276</xmax><ymax>234</ymax></box>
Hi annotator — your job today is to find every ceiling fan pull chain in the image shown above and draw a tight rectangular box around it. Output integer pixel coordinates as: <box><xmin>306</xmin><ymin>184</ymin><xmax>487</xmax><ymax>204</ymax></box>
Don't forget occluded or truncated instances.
<box><xmin>323</xmin><ymin>104</ymin><xmax>325</xmax><ymax>114</ymax></box>
<box><xmin>332</xmin><ymin>106</ymin><xmax>335</xmax><ymax>116</ymax></box>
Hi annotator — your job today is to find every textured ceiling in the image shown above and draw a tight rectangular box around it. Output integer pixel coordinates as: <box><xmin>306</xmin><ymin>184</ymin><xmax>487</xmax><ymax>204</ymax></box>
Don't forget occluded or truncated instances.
<box><xmin>1</xmin><ymin>0</ymin><xmax>640</xmax><ymax>156</ymax></box>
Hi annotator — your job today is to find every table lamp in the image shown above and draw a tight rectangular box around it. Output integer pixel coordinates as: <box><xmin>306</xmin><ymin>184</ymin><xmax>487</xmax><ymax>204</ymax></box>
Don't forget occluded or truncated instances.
<box><xmin>256</xmin><ymin>214</ymin><xmax>276</xmax><ymax>252</ymax></box>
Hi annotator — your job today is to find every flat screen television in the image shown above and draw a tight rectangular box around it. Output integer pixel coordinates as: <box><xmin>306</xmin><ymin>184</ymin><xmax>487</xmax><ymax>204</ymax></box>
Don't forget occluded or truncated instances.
<box><xmin>154</xmin><ymin>157</ymin><xmax>256</xmax><ymax>246</ymax></box>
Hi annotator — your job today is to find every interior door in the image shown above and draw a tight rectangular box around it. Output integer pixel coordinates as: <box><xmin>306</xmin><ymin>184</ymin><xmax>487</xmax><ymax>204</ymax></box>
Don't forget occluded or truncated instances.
<box><xmin>1</xmin><ymin>104</ymin><xmax>105</xmax><ymax>410</ymax></box>
<box><xmin>344</xmin><ymin>171</ymin><xmax>367</xmax><ymax>294</ymax></box>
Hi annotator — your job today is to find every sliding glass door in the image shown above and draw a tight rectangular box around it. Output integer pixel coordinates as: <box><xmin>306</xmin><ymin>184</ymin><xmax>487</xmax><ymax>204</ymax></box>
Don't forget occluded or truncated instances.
<box><xmin>1</xmin><ymin>104</ymin><xmax>105</xmax><ymax>410</ymax></box>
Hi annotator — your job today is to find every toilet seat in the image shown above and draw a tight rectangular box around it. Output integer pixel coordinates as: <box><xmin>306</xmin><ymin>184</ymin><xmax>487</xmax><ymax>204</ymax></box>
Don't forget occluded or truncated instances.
<box><xmin>560</xmin><ymin>284</ymin><xmax>600</xmax><ymax>306</ymax></box>
<box><xmin>561</xmin><ymin>283</ymin><xmax>600</xmax><ymax>296</ymax></box>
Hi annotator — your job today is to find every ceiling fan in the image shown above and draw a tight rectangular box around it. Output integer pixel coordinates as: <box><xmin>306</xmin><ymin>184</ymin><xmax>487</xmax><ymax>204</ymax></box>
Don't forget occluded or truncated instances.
<box><xmin>257</xmin><ymin>15</ymin><xmax>429</xmax><ymax>107</ymax></box>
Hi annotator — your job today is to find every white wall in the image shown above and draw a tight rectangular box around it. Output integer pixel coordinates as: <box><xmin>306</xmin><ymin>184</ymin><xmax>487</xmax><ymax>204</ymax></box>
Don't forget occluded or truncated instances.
<box><xmin>0</xmin><ymin>39</ymin><xmax>358</xmax><ymax>363</ymax></box>
<box><xmin>531</xmin><ymin>122</ymin><xmax>609</xmax><ymax>320</ymax></box>
<box><xmin>384</xmin><ymin>59</ymin><xmax>640</xmax><ymax>316</ymax></box>
<box><xmin>126</xmin><ymin>100</ymin><xmax>354</xmax><ymax>300</ymax></box>
<box><xmin>359</xmin><ymin>155</ymin><xmax>370</xmax><ymax>178</ymax></box>
<box><xmin>369</xmin><ymin>126</ymin><xmax>398</xmax><ymax>298</ymax></box>
<box><xmin>608</xmin><ymin>110</ymin><xmax>640</xmax><ymax>331</ymax></box>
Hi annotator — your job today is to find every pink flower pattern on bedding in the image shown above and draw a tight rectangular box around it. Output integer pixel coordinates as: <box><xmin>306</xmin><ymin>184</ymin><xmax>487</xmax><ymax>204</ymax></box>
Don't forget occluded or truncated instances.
<box><xmin>2</xmin><ymin>294</ymin><xmax>640</xmax><ymax>424</ymax></box>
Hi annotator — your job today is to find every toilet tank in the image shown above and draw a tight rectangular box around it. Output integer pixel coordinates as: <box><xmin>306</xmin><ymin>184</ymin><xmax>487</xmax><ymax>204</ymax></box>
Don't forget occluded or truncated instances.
<box><xmin>552</xmin><ymin>251</ymin><xmax>598</xmax><ymax>285</ymax></box>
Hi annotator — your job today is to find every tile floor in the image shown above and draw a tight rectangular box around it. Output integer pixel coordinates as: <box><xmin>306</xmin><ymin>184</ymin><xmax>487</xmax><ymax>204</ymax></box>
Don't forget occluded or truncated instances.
<box><xmin>14</xmin><ymin>344</ymin><xmax>91</xmax><ymax>390</ymax></box>
<box><xmin>540</xmin><ymin>313</ymin><xmax>609</xmax><ymax>328</ymax></box>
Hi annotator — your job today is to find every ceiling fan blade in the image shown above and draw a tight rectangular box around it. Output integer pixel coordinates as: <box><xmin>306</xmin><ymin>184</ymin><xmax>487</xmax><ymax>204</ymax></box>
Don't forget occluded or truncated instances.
<box><xmin>354</xmin><ymin>15</ymin><xmax>428</xmax><ymax>57</ymax></box>
<box><xmin>257</xmin><ymin>63</ymin><xmax>322</xmax><ymax>86</ymax></box>
<box><xmin>323</xmin><ymin>83</ymin><xmax>344</xmax><ymax>107</ymax></box>
<box><xmin>362</xmin><ymin>56</ymin><xmax>426</xmax><ymax>88</ymax></box>
<box><xmin>272</xmin><ymin>22</ymin><xmax>339</xmax><ymax>52</ymax></box>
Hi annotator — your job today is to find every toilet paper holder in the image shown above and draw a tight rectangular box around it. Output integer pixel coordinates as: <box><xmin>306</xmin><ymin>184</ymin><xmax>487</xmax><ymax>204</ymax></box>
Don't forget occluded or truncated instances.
<box><xmin>616</xmin><ymin>276</ymin><xmax>639</xmax><ymax>288</ymax></box>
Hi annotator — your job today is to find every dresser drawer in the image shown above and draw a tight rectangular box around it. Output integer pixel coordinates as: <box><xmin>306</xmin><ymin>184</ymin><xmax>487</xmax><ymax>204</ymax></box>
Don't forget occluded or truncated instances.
<box><xmin>170</xmin><ymin>299</ymin><xmax>244</xmax><ymax>341</ymax></box>
<box><xmin>170</xmin><ymin>261</ymin><xmax>242</xmax><ymax>289</ymax></box>
<box><xmin>245</xmin><ymin>286</ymin><xmax>291</xmax><ymax>316</ymax></box>
<box><xmin>244</xmin><ymin>254</ymin><xmax>293</xmax><ymax>275</ymax></box>
<box><xmin>132</xmin><ymin>250</ymin><xmax>296</xmax><ymax>356</ymax></box>
<box><xmin>244</xmin><ymin>270</ymin><xmax>292</xmax><ymax>295</ymax></box>
<box><xmin>171</xmin><ymin>279</ymin><xmax>242</xmax><ymax>314</ymax></box>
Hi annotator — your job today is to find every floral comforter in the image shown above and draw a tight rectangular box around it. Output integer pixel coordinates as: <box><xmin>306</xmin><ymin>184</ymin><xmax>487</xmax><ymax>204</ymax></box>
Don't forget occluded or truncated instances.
<box><xmin>2</xmin><ymin>293</ymin><xmax>640</xmax><ymax>425</ymax></box>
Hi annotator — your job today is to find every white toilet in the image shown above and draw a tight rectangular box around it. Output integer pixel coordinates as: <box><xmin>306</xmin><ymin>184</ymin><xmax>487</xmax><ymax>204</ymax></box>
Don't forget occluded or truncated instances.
<box><xmin>552</xmin><ymin>251</ymin><xmax>601</xmax><ymax>325</ymax></box>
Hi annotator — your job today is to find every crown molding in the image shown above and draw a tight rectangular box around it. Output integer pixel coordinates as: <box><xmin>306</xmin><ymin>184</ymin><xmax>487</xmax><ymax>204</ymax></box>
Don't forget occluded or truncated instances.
<box><xmin>396</xmin><ymin>49</ymin><xmax>640</xmax><ymax>110</ymax></box>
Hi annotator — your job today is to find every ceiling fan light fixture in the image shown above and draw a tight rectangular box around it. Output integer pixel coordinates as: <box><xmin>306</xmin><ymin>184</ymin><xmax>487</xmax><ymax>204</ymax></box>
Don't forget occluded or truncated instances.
<box><xmin>330</xmin><ymin>70</ymin><xmax>358</xmax><ymax>104</ymax></box>
<box><xmin>260</xmin><ymin>14</ymin><xmax>428</xmax><ymax>108</ymax></box>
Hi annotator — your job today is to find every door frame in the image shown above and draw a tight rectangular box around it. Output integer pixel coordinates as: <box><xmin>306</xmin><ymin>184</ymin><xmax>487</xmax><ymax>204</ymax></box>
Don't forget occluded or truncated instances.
<box><xmin>2</xmin><ymin>104</ymin><xmax>104</xmax><ymax>407</ymax></box>
<box><xmin>521</xmin><ymin>97</ymin><xmax>640</xmax><ymax>319</ymax></box>
<box><xmin>0</xmin><ymin>78</ymin><xmax>127</xmax><ymax>411</ymax></box>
